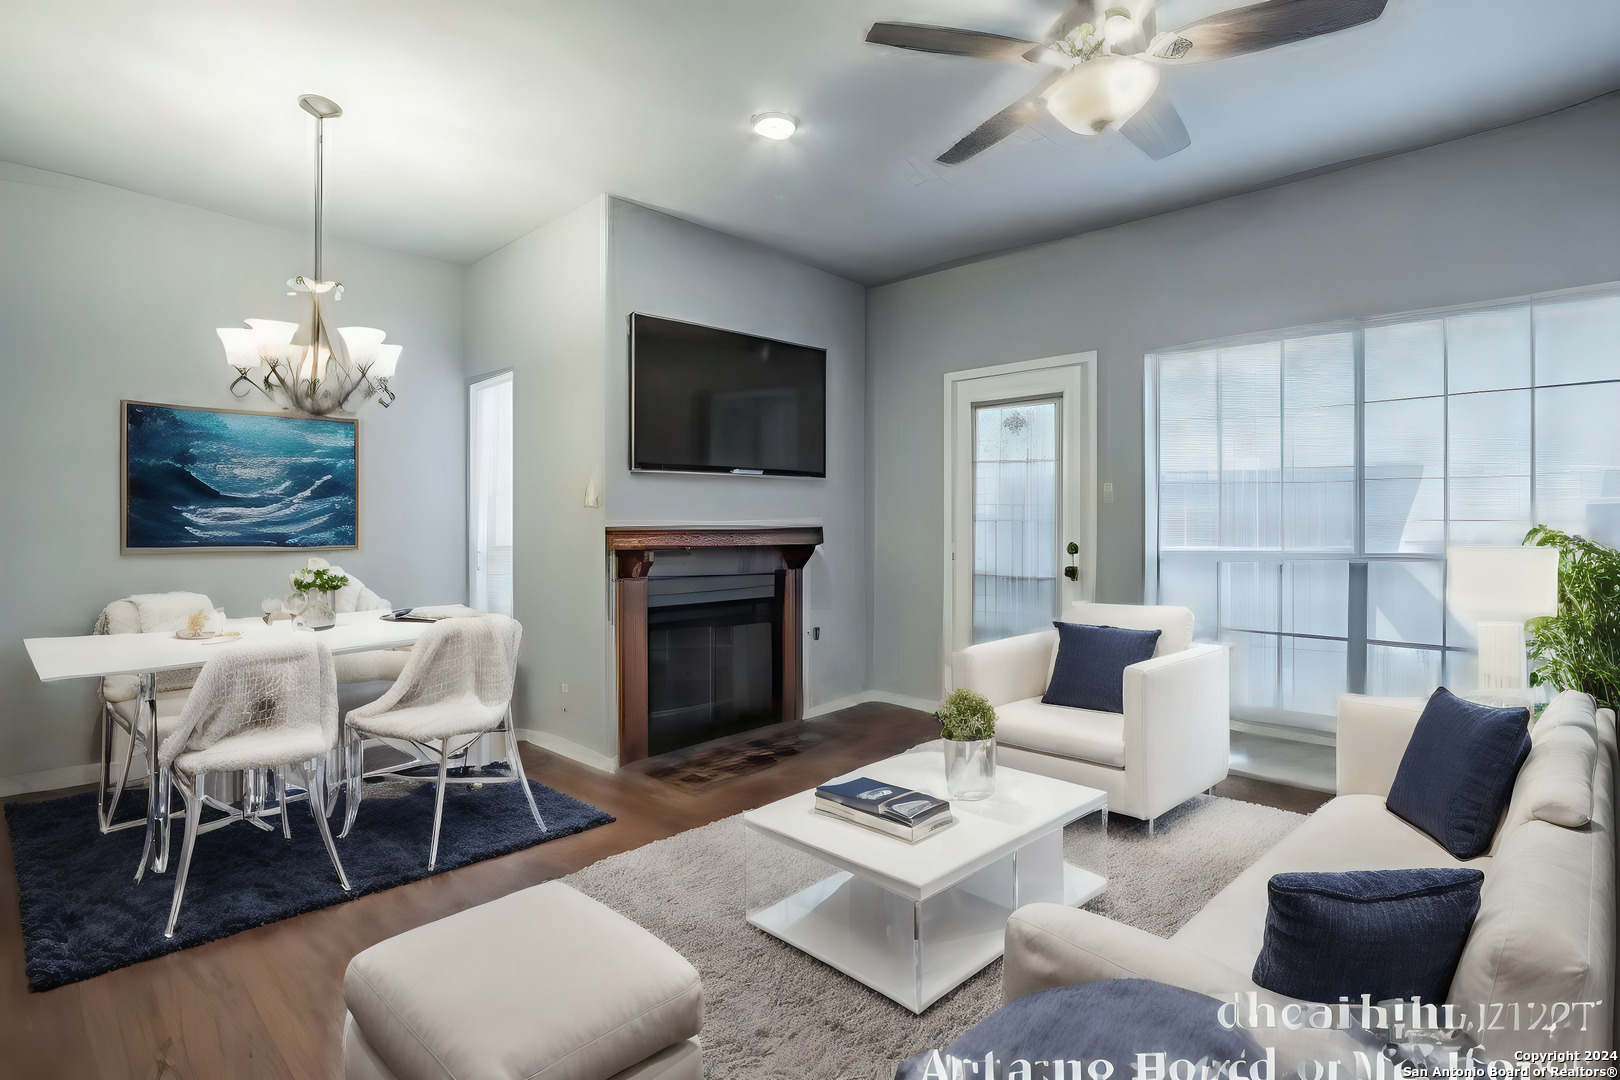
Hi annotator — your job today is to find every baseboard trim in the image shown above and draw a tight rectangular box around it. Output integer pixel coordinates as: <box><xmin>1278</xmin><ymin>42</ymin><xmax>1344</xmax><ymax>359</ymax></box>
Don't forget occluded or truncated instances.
<box><xmin>804</xmin><ymin>690</ymin><xmax>939</xmax><ymax>719</ymax></box>
<box><xmin>1229</xmin><ymin>719</ymin><xmax>1337</xmax><ymax>747</ymax></box>
<box><xmin>0</xmin><ymin>763</ymin><xmax>100</xmax><ymax>800</ymax></box>
<box><xmin>518</xmin><ymin>729</ymin><xmax>618</xmax><ymax>773</ymax></box>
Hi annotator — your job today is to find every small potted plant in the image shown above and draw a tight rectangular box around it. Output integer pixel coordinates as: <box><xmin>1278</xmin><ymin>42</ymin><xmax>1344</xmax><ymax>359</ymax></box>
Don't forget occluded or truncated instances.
<box><xmin>287</xmin><ymin>561</ymin><xmax>349</xmax><ymax>631</ymax></box>
<box><xmin>936</xmin><ymin>688</ymin><xmax>998</xmax><ymax>801</ymax></box>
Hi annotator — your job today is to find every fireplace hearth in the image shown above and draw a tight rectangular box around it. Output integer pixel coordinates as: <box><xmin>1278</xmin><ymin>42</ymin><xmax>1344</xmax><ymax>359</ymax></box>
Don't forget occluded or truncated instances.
<box><xmin>608</xmin><ymin>526</ymin><xmax>822</xmax><ymax>765</ymax></box>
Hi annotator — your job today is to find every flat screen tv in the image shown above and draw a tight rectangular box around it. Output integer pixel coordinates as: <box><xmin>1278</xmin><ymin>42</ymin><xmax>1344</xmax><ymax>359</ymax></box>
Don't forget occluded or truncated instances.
<box><xmin>630</xmin><ymin>313</ymin><xmax>826</xmax><ymax>477</ymax></box>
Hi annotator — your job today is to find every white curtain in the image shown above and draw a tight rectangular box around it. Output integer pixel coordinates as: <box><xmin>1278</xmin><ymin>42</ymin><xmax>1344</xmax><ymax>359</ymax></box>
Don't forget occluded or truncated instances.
<box><xmin>470</xmin><ymin>375</ymin><xmax>514</xmax><ymax>616</ymax></box>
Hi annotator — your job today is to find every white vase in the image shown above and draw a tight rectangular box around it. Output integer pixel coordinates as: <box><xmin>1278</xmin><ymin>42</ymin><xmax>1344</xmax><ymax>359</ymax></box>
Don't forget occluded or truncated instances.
<box><xmin>943</xmin><ymin>738</ymin><xmax>996</xmax><ymax>801</ymax></box>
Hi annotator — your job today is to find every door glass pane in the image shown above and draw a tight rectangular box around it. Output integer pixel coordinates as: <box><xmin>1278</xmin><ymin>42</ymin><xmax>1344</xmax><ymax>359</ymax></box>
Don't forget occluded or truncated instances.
<box><xmin>973</xmin><ymin>401</ymin><xmax>1057</xmax><ymax>644</ymax></box>
<box><xmin>1158</xmin><ymin>350</ymin><xmax>1218</xmax><ymax>548</ymax></box>
<box><xmin>1366</xmin><ymin>320</ymin><xmax>1443</xmax><ymax>401</ymax></box>
<box><xmin>1366</xmin><ymin>644</ymin><xmax>1441</xmax><ymax>698</ymax></box>
<box><xmin>1282</xmin><ymin>334</ymin><xmax>1355</xmax><ymax>550</ymax></box>
<box><xmin>469</xmin><ymin>375</ymin><xmax>514</xmax><ymax>616</ymax></box>
<box><xmin>1367</xmin><ymin>560</ymin><xmax>1443</xmax><ymax>645</ymax></box>
<box><xmin>1364</xmin><ymin>397</ymin><xmax>1445</xmax><ymax>553</ymax></box>
<box><xmin>1535</xmin><ymin>294</ymin><xmax>1620</xmax><ymax>387</ymax></box>
<box><xmin>1535</xmin><ymin>381</ymin><xmax>1620</xmax><ymax>544</ymax></box>
<box><xmin>1448</xmin><ymin>389</ymin><xmax>1531</xmax><ymax>545</ymax></box>
<box><xmin>1218</xmin><ymin>343</ymin><xmax>1281</xmax><ymax>548</ymax></box>
<box><xmin>1446</xmin><ymin>306</ymin><xmax>1531</xmax><ymax>394</ymax></box>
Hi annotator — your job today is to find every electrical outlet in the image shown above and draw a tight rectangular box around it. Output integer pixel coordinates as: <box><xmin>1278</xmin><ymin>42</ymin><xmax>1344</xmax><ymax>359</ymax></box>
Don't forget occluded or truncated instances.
<box><xmin>1103</xmin><ymin>482</ymin><xmax>1114</xmax><ymax>504</ymax></box>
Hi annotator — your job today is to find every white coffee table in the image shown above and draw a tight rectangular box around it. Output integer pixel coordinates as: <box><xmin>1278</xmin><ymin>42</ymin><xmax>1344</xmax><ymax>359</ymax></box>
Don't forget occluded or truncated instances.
<box><xmin>741</xmin><ymin>749</ymin><xmax>1107</xmax><ymax>1013</ymax></box>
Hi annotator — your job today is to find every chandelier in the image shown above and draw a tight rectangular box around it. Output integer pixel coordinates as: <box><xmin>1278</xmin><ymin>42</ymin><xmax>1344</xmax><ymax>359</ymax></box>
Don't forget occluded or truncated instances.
<box><xmin>217</xmin><ymin>95</ymin><xmax>401</xmax><ymax>416</ymax></box>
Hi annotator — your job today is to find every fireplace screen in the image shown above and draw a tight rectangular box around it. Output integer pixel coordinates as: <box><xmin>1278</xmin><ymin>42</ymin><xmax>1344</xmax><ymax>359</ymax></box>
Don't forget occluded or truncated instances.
<box><xmin>646</xmin><ymin>586</ymin><xmax>780</xmax><ymax>756</ymax></box>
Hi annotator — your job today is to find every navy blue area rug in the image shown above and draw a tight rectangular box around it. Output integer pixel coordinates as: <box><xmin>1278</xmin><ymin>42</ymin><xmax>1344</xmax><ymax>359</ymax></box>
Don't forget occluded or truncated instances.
<box><xmin>5</xmin><ymin>779</ymin><xmax>614</xmax><ymax>990</ymax></box>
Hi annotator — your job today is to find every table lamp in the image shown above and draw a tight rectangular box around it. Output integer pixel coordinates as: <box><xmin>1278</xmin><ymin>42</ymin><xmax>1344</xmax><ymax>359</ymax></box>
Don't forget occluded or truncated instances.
<box><xmin>1445</xmin><ymin>545</ymin><xmax>1560</xmax><ymax>696</ymax></box>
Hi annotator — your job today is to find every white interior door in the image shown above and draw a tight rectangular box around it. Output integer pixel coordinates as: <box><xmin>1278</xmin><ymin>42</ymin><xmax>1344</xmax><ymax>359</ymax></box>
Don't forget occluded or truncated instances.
<box><xmin>945</xmin><ymin>356</ymin><xmax>1096</xmax><ymax>660</ymax></box>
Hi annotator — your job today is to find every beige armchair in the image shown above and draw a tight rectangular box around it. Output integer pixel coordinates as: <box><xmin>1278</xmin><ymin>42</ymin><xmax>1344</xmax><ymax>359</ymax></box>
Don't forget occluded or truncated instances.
<box><xmin>951</xmin><ymin>601</ymin><xmax>1230</xmax><ymax>828</ymax></box>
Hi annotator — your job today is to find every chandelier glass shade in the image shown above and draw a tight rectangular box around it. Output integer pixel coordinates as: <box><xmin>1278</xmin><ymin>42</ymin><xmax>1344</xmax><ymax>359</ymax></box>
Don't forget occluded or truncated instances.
<box><xmin>219</xmin><ymin>95</ymin><xmax>400</xmax><ymax>416</ymax></box>
<box><xmin>1044</xmin><ymin>54</ymin><xmax>1160</xmax><ymax>136</ymax></box>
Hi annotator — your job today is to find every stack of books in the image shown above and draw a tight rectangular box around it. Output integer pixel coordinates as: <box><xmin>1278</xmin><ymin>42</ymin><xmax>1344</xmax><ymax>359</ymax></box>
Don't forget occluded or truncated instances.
<box><xmin>813</xmin><ymin>777</ymin><xmax>954</xmax><ymax>843</ymax></box>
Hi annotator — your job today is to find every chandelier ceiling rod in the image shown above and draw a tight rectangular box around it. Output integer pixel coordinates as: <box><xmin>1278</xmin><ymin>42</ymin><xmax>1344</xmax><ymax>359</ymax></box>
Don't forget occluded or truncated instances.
<box><xmin>298</xmin><ymin>94</ymin><xmax>342</xmax><ymax>282</ymax></box>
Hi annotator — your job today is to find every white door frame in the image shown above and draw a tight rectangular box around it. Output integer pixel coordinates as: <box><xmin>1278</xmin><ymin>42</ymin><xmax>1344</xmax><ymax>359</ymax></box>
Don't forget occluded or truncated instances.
<box><xmin>941</xmin><ymin>352</ymin><xmax>1098</xmax><ymax>683</ymax></box>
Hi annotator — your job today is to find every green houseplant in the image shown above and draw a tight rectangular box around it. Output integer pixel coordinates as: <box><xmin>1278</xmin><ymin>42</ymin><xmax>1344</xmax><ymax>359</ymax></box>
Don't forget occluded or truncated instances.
<box><xmin>287</xmin><ymin>565</ymin><xmax>350</xmax><ymax>631</ymax></box>
<box><xmin>936</xmin><ymin>689</ymin><xmax>998</xmax><ymax>801</ymax></box>
<box><xmin>1523</xmin><ymin>525</ymin><xmax>1620</xmax><ymax>711</ymax></box>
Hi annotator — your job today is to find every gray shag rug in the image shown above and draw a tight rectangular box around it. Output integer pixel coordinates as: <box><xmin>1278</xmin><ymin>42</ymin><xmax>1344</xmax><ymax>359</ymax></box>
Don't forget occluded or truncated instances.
<box><xmin>564</xmin><ymin>794</ymin><xmax>1303</xmax><ymax>1080</ymax></box>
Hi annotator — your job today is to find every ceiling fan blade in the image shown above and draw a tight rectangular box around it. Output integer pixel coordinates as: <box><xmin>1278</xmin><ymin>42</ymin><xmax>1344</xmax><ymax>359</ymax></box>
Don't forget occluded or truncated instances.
<box><xmin>936</xmin><ymin>71</ymin><xmax>1065</xmax><ymax>165</ymax></box>
<box><xmin>1163</xmin><ymin>0</ymin><xmax>1388</xmax><ymax>62</ymax></box>
<box><xmin>865</xmin><ymin>22</ymin><xmax>1041</xmax><ymax>62</ymax></box>
<box><xmin>1118</xmin><ymin>90</ymin><xmax>1191</xmax><ymax>159</ymax></box>
<box><xmin>1045</xmin><ymin>1</ymin><xmax>1100</xmax><ymax>44</ymax></box>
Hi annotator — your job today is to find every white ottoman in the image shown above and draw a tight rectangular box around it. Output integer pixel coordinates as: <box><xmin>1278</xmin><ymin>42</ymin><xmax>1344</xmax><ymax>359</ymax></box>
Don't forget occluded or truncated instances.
<box><xmin>343</xmin><ymin>881</ymin><xmax>703</xmax><ymax>1080</ymax></box>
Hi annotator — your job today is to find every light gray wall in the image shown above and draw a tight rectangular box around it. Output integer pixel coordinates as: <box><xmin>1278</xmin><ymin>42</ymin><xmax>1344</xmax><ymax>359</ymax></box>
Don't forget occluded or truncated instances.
<box><xmin>867</xmin><ymin>94</ymin><xmax>1620</xmax><ymax>702</ymax></box>
<box><xmin>463</xmin><ymin>197</ymin><xmax>613</xmax><ymax>760</ymax></box>
<box><xmin>0</xmin><ymin>162</ymin><xmax>467</xmax><ymax>785</ymax></box>
<box><xmin>606</xmin><ymin>199</ymin><xmax>871</xmax><ymax>710</ymax></box>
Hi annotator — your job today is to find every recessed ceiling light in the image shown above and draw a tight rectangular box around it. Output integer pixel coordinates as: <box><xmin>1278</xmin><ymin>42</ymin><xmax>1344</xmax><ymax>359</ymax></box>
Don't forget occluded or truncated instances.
<box><xmin>751</xmin><ymin>113</ymin><xmax>798</xmax><ymax>140</ymax></box>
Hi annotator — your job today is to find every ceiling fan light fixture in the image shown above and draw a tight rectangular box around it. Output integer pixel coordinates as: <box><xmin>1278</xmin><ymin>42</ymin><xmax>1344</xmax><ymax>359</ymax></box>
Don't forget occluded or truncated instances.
<box><xmin>1045</xmin><ymin>55</ymin><xmax>1159</xmax><ymax>136</ymax></box>
<box><xmin>751</xmin><ymin>112</ymin><xmax>799</xmax><ymax>140</ymax></box>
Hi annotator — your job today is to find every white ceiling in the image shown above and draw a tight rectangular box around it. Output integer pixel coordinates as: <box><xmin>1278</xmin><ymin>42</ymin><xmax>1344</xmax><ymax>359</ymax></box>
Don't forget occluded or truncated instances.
<box><xmin>2</xmin><ymin>1</ymin><xmax>1618</xmax><ymax>284</ymax></box>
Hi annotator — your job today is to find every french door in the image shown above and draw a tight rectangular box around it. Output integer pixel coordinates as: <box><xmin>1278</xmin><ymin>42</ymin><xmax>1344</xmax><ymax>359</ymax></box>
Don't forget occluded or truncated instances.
<box><xmin>945</xmin><ymin>356</ymin><xmax>1096</xmax><ymax>659</ymax></box>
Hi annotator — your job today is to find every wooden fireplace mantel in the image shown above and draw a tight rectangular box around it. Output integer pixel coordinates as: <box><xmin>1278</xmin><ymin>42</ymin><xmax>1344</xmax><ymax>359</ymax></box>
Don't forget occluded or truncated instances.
<box><xmin>608</xmin><ymin>526</ymin><xmax>823</xmax><ymax>765</ymax></box>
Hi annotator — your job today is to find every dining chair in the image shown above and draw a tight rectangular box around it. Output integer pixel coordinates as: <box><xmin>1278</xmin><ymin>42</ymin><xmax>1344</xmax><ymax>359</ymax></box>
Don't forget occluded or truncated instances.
<box><xmin>340</xmin><ymin>614</ymin><xmax>543</xmax><ymax>870</ymax></box>
<box><xmin>153</xmin><ymin>636</ymin><xmax>350</xmax><ymax>938</ymax></box>
<box><xmin>93</xmin><ymin>593</ymin><xmax>212</xmax><ymax>833</ymax></box>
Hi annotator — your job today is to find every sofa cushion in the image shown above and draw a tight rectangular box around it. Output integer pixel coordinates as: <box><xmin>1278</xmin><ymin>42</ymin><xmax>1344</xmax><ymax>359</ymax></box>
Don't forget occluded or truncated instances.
<box><xmin>1064</xmin><ymin>602</ymin><xmax>1193</xmax><ymax>657</ymax></box>
<box><xmin>1506</xmin><ymin>723</ymin><xmax>1598</xmax><ymax>829</ymax></box>
<box><xmin>1386</xmin><ymin>688</ymin><xmax>1531</xmax><ymax>859</ymax></box>
<box><xmin>996</xmin><ymin>697</ymin><xmax>1125</xmax><ymax>768</ymax></box>
<box><xmin>1172</xmin><ymin>794</ymin><xmax>1491</xmax><ymax>976</ymax></box>
<box><xmin>1251</xmin><ymin>868</ymin><xmax>1483</xmax><ymax>1004</ymax></box>
<box><xmin>1042</xmin><ymin>623</ymin><xmax>1160</xmax><ymax>713</ymax></box>
<box><xmin>343</xmin><ymin>881</ymin><xmax>702</xmax><ymax>1080</ymax></box>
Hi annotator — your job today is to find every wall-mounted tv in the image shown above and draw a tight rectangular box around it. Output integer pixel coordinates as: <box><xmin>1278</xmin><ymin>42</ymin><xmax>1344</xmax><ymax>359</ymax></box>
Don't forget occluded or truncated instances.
<box><xmin>630</xmin><ymin>313</ymin><xmax>827</xmax><ymax>478</ymax></box>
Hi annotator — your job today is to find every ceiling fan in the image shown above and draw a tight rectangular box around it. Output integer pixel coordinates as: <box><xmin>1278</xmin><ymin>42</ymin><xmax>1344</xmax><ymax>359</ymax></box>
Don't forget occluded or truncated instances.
<box><xmin>866</xmin><ymin>0</ymin><xmax>1389</xmax><ymax>163</ymax></box>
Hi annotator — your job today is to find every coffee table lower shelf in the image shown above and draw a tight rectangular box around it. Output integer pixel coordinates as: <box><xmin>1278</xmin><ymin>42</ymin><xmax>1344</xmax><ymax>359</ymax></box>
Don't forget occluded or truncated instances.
<box><xmin>745</xmin><ymin>859</ymin><xmax>1106</xmax><ymax>1013</ymax></box>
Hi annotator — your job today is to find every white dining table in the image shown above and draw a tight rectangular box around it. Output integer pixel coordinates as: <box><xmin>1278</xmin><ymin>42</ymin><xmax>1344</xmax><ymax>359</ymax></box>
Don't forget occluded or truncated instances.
<box><xmin>23</xmin><ymin>610</ymin><xmax>435</xmax><ymax>876</ymax></box>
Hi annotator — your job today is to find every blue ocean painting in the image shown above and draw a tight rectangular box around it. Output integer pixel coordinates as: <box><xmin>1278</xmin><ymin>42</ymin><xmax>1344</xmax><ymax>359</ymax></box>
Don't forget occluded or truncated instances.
<box><xmin>124</xmin><ymin>403</ymin><xmax>357</xmax><ymax>549</ymax></box>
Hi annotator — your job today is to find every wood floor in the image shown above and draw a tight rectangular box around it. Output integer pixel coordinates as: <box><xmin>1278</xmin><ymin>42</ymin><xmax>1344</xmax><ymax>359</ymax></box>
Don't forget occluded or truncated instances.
<box><xmin>0</xmin><ymin>702</ymin><xmax>1326</xmax><ymax>1080</ymax></box>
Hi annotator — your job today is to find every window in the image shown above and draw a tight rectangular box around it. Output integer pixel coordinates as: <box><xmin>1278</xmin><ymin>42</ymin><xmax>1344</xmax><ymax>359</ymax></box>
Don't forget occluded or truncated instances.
<box><xmin>1149</xmin><ymin>286</ymin><xmax>1620</xmax><ymax>733</ymax></box>
<box><xmin>973</xmin><ymin>400</ymin><xmax>1059</xmax><ymax>643</ymax></box>
<box><xmin>469</xmin><ymin>372</ymin><xmax>514</xmax><ymax>616</ymax></box>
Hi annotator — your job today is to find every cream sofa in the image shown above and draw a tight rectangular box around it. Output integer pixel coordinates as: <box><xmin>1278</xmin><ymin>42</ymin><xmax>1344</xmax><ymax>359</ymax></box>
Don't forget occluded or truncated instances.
<box><xmin>1003</xmin><ymin>690</ymin><xmax>1617</xmax><ymax>1058</ymax></box>
<box><xmin>951</xmin><ymin>602</ymin><xmax>1229</xmax><ymax>825</ymax></box>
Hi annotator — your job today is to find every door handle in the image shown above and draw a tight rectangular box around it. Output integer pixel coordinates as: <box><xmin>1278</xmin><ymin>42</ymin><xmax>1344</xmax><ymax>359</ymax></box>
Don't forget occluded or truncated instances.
<box><xmin>1064</xmin><ymin>542</ymin><xmax>1079</xmax><ymax>581</ymax></box>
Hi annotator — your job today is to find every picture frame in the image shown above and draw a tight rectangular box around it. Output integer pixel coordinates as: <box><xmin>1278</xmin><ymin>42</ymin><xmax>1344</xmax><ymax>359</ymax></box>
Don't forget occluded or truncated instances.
<box><xmin>120</xmin><ymin>400</ymin><xmax>359</xmax><ymax>553</ymax></box>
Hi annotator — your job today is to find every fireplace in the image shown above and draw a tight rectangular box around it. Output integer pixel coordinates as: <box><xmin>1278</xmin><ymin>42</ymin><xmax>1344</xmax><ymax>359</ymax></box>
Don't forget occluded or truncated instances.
<box><xmin>609</xmin><ymin>527</ymin><xmax>821</xmax><ymax>764</ymax></box>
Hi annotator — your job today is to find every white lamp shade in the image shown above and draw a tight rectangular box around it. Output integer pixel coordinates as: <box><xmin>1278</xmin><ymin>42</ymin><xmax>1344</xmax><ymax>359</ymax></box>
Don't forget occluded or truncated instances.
<box><xmin>218</xmin><ymin>318</ymin><xmax>298</xmax><ymax>368</ymax></box>
<box><xmin>1044</xmin><ymin>56</ymin><xmax>1159</xmax><ymax>136</ymax></box>
<box><xmin>217</xmin><ymin>327</ymin><xmax>260</xmax><ymax>368</ymax></box>
<box><xmin>369</xmin><ymin>343</ymin><xmax>402</xmax><ymax>379</ymax></box>
<box><xmin>1446</xmin><ymin>545</ymin><xmax>1560</xmax><ymax>622</ymax></box>
<box><xmin>332</xmin><ymin>326</ymin><xmax>387</xmax><ymax>369</ymax></box>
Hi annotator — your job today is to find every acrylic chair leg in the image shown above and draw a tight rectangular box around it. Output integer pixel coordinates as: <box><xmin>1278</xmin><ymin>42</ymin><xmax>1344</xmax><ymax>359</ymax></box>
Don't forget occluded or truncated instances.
<box><xmin>135</xmin><ymin>764</ymin><xmax>171</xmax><ymax>884</ymax></box>
<box><xmin>428</xmin><ymin>739</ymin><xmax>449</xmax><ymax>871</ymax></box>
<box><xmin>1147</xmin><ymin>816</ymin><xmax>1156</xmax><ymax>837</ymax></box>
<box><xmin>504</xmin><ymin>715</ymin><xmax>545</xmax><ymax>833</ymax></box>
<box><xmin>341</xmin><ymin>728</ymin><xmax>362</xmax><ymax>839</ymax></box>
<box><xmin>303</xmin><ymin>759</ymin><xmax>350</xmax><ymax>891</ymax></box>
<box><xmin>277</xmin><ymin>769</ymin><xmax>292</xmax><ymax>840</ymax></box>
<box><xmin>107</xmin><ymin>710</ymin><xmax>139</xmax><ymax>829</ymax></box>
<box><xmin>164</xmin><ymin>773</ymin><xmax>203</xmax><ymax>938</ymax></box>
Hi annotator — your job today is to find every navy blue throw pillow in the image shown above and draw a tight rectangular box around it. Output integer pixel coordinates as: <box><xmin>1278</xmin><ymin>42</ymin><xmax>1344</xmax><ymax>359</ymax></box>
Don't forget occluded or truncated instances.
<box><xmin>1042</xmin><ymin>622</ymin><xmax>1161</xmax><ymax>713</ymax></box>
<box><xmin>1251</xmin><ymin>868</ymin><xmax>1484</xmax><ymax>1005</ymax></box>
<box><xmin>1385</xmin><ymin>687</ymin><xmax>1532</xmax><ymax>859</ymax></box>
<box><xmin>895</xmin><ymin>980</ymin><xmax>1262</xmax><ymax>1080</ymax></box>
